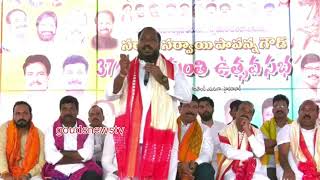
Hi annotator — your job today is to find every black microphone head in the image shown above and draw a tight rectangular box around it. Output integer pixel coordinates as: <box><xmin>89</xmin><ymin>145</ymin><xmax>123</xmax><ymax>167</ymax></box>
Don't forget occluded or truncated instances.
<box><xmin>144</xmin><ymin>72</ymin><xmax>149</xmax><ymax>86</ymax></box>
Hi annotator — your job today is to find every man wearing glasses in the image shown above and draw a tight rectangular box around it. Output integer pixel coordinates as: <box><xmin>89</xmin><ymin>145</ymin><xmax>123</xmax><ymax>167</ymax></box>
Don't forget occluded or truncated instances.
<box><xmin>260</xmin><ymin>94</ymin><xmax>293</xmax><ymax>180</ymax></box>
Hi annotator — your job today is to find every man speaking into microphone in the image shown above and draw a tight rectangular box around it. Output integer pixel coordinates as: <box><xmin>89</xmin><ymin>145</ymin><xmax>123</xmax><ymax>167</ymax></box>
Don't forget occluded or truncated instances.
<box><xmin>104</xmin><ymin>27</ymin><xmax>192</xmax><ymax>179</ymax></box>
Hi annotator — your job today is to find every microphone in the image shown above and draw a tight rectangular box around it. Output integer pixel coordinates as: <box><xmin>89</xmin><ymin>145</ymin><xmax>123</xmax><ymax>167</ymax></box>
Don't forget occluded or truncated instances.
<box><xmin>144</xmin><ymin>62</ymin><xmax>153</xmax><ymax>86</ymax></box>
<box><xmin>144</xmin><ymin>71</ymin><xmax>149</xmax><ymax>86</ymax></box>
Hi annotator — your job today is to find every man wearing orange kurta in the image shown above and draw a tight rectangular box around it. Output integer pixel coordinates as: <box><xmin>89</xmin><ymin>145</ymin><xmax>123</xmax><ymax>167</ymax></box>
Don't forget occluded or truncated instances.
<box><xmin>177</xmin><ymin>95</ymin><xmax>215</xmax><ymax>180</ymax></box>
<box><xmin>0</xmin><ymin>101</ymin><xmax>45</xmax><ymax>180</ymax></box>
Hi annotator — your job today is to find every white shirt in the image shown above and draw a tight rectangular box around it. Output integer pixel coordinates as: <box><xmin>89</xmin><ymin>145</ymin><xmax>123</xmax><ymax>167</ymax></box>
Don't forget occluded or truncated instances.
<box><xmin>93</xmin><ymin>133</ymin><xmax>105</xmax><ymax>162</ymax></box>
<box><xmin>44</xmin><ymin>123</ymin><xmax>94</xmax><ymax>176</ymax></box>
<box><xmin>105</xmin><ymin>59</ymin><xmax>192</xmax><ymax>144</ymax></box>
<box><xmin>277</xmin><ymin>124</ymin><xmax>316</xmax><ymax>180</ymax></box>
<box><xmin>262</xmin><ymin>126</ymin><xmax>281</xmax><ymax>168</ymax></box>
<box><xmin>219</xmin><ymin>128</ymin><xmax>268</xmax><ymax>180</ymax></box>
<box><xmin>101</xmin><ymin>132</ymin><xmax>179</xmax><ymax>180</ymax></box>
<box><xmin>201</xmin><ymin>121</ymin><xmax>226</xmax><ymax>173</ymax></box>
<box><xmin>180</xmin><ymin>123</ymin><xmax>191</xmax><ymax>141</ymax></box>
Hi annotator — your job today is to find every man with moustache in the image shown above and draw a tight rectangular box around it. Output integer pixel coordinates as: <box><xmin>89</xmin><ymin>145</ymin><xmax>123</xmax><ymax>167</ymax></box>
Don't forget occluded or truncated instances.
<box><xmin>91</xmin><ymin>10</ymin><xmax>118</xmax><ymax>50</ymax></box>
<box><xmin>88</xmin><ymin>105</ymin><xmax>105</xmax><ymax>167</ymax></box>
<box><xmin>42</xmin><ymin>96</ymin><xmax>102</xmax><ymax>180</ymax></box>
<box><xmin>0</xmin><ymin>101</ymin><xmax>45</xmax><ymax>180</ymax></box>
<box><xmin>105</xmin><ymin>27</ymin><xmax>192</xmax><ymax>179</ymax></box>
<box><xmin>177</xmin><ymin>95</ymin><xmax>215</xmax><ymax>180</ymax></box>
<box><xmin>260</xmin><ymin>94</ymin><xmax>293</xmax><ymax>180</ymax></box>
<box><xmin>198</xmin><ymin>96</ymin><xmax>225</xmax><ymax>176</ymax></box>
<box><xmin>62</xmin><ymin>55</ymin><xmax>89</xmax><ymax>91</ymax></box>
<box><xmin>36</xmin><ymin>11</ymin><xmax>57</xmax><ymax>42</ymax></box>
<box><xmin>300</xmin><ymin>53</ymin><xmax>320</xmax><ymax>97</ymax></box>
<box><xmin>277</xmin><ymin>100</ymin><xmax>320</xmax><ymax>180</ymax></box>
<box><xmin>3</xmin><ymin>8</ymin><xmax>29</xmax><ymax>52</ymax></box>
<box><xmin>23</xmin><ymin>54</ymin><xmax>51</xmax><ymax>91</ymax></box>
<box><xmin>217</xmin><ymin>101</ymin><xmax>268</xmax><ymax>180</ymax></box>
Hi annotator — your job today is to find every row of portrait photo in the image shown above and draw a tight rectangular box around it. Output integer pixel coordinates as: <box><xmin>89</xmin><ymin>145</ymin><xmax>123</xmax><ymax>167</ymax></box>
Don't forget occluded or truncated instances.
<box><xmin>1</xmin><ymin>0</ymin><xmax>297</xmax><ymax>56</ymax></box>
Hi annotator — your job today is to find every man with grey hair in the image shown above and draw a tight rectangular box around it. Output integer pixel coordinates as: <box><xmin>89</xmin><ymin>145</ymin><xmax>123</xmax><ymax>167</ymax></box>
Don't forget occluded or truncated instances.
<box><xmin>217</xmin><ymin>101</ymin><xmax>268</xmax><ymax>180</ymax></box>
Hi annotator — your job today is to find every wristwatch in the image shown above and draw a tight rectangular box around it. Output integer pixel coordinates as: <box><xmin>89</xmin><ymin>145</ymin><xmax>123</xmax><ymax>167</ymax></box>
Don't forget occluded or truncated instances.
<box><xmin>161</xmin><ymin>75</ymin><xmax>168</xmax><ymax>83</ymax></box>
<box><xmin>27</xmin><ymin>173</ymin><xmax>32</xmax><ymax>179</ymax></box>
<box><xmin>0</xmin><ymin>172</ymin><xmax>9</xmax><ymax>178</ymax></box>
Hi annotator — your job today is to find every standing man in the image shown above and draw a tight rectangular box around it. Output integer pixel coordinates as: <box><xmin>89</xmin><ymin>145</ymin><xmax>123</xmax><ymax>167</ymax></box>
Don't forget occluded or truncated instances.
<box><xmin>42</xmin><ymin>96</ymin><xmax>102</xmax><ymax>180</ymax></box>
<box><xmin>217</xmin><ymin>101</ymin><xmax>268</xmax><ymax>180</ymax></box>
<box><xmin>198</xmin><ymin>96</ymin><xmax>225</xmax><ymax>176</ymax></box>
<box><xmin>277</xmin><ymin>100</ymin><xmax>320</xmax><ymax>180</ymax></box>
<box><xmin>260</xmin><ymin>94</ymin><xmax>292</xmax><ymax>180</ymax></box>
<box><xmin>88</xmin><ymin>105</ymin><xmax>105</xmax><ymax>167</ymax></box>
<box><xmin>105</xmin><ymin>27</ymin><xmax>192</xmax><ymax>179</ymax></box>
<box><xmin>0</xmin><ymin>101</ymin><xmax>45</xmax><ymax>180</ymax></box>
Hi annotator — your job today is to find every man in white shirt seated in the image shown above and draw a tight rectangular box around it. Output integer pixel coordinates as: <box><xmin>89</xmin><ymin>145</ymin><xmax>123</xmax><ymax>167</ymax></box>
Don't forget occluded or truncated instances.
<box><xmin>42</xmin><ymin>96</ymin><xmax>102</xmax><ymax>180</ymax></box>
<box><xmin>198</xmin><ymin>96</ymin><xmax>225</xmax><ymax>176</ymax></box>
<box><xmin>260</xmin><ymin>94</ymin><xmax>293</xmax><ymax>180</ymax></box>
<box><xmin>88</xmin><ymin>105</ymin><xmax>106</xmax><ymax>167</ymax></box>
<box><xmin>176</xmin><ymin>95</ymin><xmax>215</xmax><ymax>180</ymax></box>
<box><xmin>101</xmin><ymin>133</ymin><xmax>119</xmax><ymax>180</ymax></box>
<box><xmin>277</xmin><ymin>100</ymin><xmax>320</xmax><ymax>180</ymax></box>
<box><xmin>217</xmin><ymin>101</ymin><xmax>268</xmax><ymax>180</ymax></box>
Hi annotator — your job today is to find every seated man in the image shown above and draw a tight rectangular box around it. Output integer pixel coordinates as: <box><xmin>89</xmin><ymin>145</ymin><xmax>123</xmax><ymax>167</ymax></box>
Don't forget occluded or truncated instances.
<box><xmin>260</xmin><ymin>94</ymin><xmax>292</xmax><ymax>180</ymax></box>
<box><xmin>101</xmin><ymin>133</ymin><xmax>119</xmax><ymax>180</ymax></box>
<box><xmin>42</xmin><ymin>96</ymin><xmax>102</xmax><ymax>180</ymax></box>
<box><xmin>277</xmin><ymin>100</ymin><xmax>320</xmax><ymax>180</ymax></box>
<box><xmin>217</xmin><ymin>101</ymin><xmax>268</xmax><ymax>180</ymax></box>
<box><xmin>177</xmin><ymin>95</ymin><xmax>215</xmax><ymax>180</ymax></box>
<box><xmin>88</xmin><ymin>105</ymin><xmax>106</xmax><ymax>167</ymax></box>
<box><xmin>0</xmin><ymin>101</ymin><xmax>45</xmax><ymax>180</ymax></box>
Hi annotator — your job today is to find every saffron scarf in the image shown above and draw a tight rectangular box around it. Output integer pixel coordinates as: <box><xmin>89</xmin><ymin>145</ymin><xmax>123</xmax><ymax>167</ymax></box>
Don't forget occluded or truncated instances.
<box><xmin>42</xmin><ymin>118</ymin><xmax>102</xmax><ymax>180</ymax></box>
<box><xmin>177</xmin><ymin>117</ymin><xmax>203</xmax><ymax>162</ymax></box>
<box><xmin>6</xmin><ymin>120</ymin><xmax>40</xmax><ymax>177</ymax></box>
<box><xmin>290</xmin><ymin>121</ymin><xmax>320</xmax><ymax>180</ymax></box>
<box><xmin>114</xmin><ymin>54</ymin><xmax>177</xmax><ymax>179</ymax></box>
<box><xmin>217</xmin><ymin>121</ymin><xmax>258</xmax><ymax>180</ymax></box>
<box><xmin>260</xmin><ymin>117</ymin><xmax>292</xmax><ymax>166</ymax></box>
